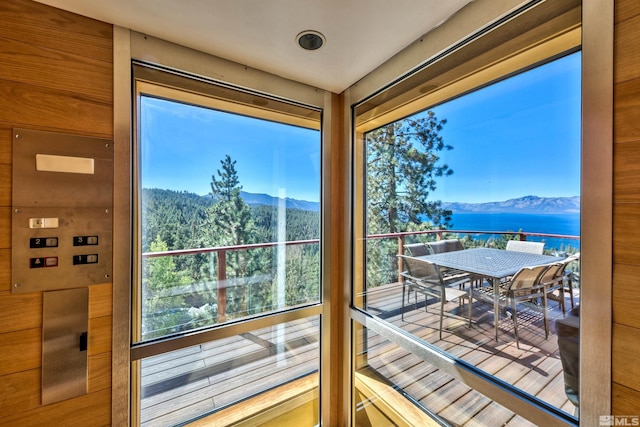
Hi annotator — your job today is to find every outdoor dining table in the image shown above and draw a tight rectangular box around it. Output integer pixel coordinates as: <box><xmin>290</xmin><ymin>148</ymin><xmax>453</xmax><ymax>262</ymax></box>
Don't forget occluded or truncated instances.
<box><xmin>416</xmin><ymin>247</ymin><xmax>564</xmax><ymax>341</ymax></box>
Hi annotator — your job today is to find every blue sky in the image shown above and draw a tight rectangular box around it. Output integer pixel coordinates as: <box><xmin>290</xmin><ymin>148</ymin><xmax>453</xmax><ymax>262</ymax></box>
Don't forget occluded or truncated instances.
<box><xmin>140</xmin><ymin>51</ymin><xmax>580</xmax><ymax>205</ymax></box>
<box><xmin>140</xmin><ymin>98</ymin><xmax>321</xmax><ymax>201</ymax></box>
<box><xmin>427</xmin><ymin>51</ymin><xmax>581</xmax><ymax>203</ymax></box>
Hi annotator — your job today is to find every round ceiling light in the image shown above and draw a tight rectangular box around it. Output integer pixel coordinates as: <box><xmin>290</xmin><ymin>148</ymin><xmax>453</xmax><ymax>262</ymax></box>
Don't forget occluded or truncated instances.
<box><xmin>297</xmin><ymin>31</ymin><xmax>325</xmax><ymax>51</ymax></box>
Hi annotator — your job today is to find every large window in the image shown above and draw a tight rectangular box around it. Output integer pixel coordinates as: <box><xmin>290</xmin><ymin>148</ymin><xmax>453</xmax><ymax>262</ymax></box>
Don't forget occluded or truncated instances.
<box><xmin>352</xmin><ymin>1</ymin><xmax>584</xmax><ymax>425</ymax></box>
<box><xmin>132</xmin><ymin>65</ymin><xmax>323</xmax><ymax>426</ymax></box>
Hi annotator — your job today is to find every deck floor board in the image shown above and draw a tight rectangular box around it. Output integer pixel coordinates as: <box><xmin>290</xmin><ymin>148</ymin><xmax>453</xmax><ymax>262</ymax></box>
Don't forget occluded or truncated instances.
<box><xmin>139</xmin><ymin>281</ymin><xmax>580</xmax><ymax>426</ymax></box>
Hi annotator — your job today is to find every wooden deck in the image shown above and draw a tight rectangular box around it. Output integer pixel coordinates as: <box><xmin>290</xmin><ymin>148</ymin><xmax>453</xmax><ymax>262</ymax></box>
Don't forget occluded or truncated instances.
<box><xmin>139</xmin><ymin>281</ymin><xmax>579</xmax><ymax>426</ymax></box>
<box><xmin>363</xmin><ymin>281</ymin><xmax>579</xmax><ymax>425</ymax></box>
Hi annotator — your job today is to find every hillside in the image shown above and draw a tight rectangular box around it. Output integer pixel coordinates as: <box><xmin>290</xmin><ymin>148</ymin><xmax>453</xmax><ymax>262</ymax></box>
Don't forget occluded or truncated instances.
<box><xmin>442</xmin><ymin>195</ymin><xmax>580</xmax><ymax>214</ymax></box>
<box><xmin>142</xmin><ymin>189</ymin><xmax>578</xmax><ymax>215</ymax></box>
<box><xmin>240</xmin><ymin>191</ymin><xmax>320</xmax><ymax>211</ymax></box>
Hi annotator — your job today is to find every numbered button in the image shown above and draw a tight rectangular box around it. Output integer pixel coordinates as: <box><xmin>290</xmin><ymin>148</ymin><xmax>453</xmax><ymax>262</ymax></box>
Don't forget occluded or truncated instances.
<box><xmin>30</xmin><ymin>237</ymin><xmax>58</xmax><ymax>248</ymax></box>
<box><xmin>73</xmin><ymin>254</ymin><xmax>98</xmax><ymax>265</ymax></box>
<box><xmin>73</xmin><ymin>236</ymin><xmax>98</xmax><ymax>246</ymax></box>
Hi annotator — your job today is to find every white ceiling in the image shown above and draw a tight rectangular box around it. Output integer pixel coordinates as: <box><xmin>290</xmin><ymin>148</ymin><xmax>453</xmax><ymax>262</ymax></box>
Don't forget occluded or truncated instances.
<box><xmin>34</xmin><ymin>0</ymin><xmax>474</xmax><ymax>93</ymax></box>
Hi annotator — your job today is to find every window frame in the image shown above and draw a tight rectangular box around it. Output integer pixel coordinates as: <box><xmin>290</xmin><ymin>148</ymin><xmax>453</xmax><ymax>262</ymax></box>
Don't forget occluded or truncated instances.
<box><xmin>347</xmin><ymin>0</ymin><xmax>611</xmax><ymax>424</ymax></box>
<box><xmin>130</xmin><ymin>65</ymin><xmax>324</xmax><ymax>343</ymax></box>
<box><xmin>113</xmin><ymin>31</ymin><xmax>333</xmax><ymax>426</ymax></box>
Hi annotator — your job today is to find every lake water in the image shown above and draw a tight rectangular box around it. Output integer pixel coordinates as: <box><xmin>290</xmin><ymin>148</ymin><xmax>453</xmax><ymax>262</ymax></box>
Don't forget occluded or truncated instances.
<box><xmin>448</xmin><ymin>213</ymin><xmax>580</xmax><ymax>251</ymax></box>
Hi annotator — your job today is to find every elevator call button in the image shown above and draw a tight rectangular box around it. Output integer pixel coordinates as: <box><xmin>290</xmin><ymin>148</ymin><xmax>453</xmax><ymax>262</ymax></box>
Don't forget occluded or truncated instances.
<box><xmin>73</xmin><ymin>254</ymin><xmax>98</xmax><ymax>265</ymax></box>
<box><xmin>73</xmin><ymin>236</ymin><xmax>98</xmax><ymax>246</ymax></box>
<box><xmin>30</xmin><ymin>237</ymin><xmax>59</xmax><ymax>248</ymax></box>
<box><xmin>30</xmin><ymin>257</ymin><xmax>58</xmax><ymax>268</ymax></box>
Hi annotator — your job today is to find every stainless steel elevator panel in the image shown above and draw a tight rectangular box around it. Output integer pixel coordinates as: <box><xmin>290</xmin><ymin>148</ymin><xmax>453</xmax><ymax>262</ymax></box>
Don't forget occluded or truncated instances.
<box><xmin>42</xmin><ymin>287</ymin><xmax>89</xmax><ymax>405</ymax></box>
<box><xmin>11</xmin><ymin>128</ymin><xmax>113</xmax><ymax>293</ymax></box>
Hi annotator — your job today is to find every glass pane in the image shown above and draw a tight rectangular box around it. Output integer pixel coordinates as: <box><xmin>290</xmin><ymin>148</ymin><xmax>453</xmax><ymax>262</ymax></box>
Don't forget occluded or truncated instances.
<box><xmin>138</xmin><ymin>95</ymin><xmax>321</xmax><ymax>341</ymax></box>
<box><xmin>353</xmin><ymin>321</ymin><xmax>575</xmax><ymax>426</ymax></box>
<box><xmin>139</xmin><ymin>316</ymin><xmax>320</xmax><ymax>426</ymax></box>
<box><xmin>356</xmin><ymin>52</ymin><xmax>581</xmax><ymax>420</ymax></box>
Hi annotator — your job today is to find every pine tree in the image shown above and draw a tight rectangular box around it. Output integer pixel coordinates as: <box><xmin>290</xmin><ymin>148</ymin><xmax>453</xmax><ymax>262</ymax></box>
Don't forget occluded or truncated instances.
<box><xmin>204</xmin><ymin>155</ymin><xmax>258</xmax><ymax>317</ymax></box>
<box><xmin>365</xmin><ymin>111</ymin><xmax>453</xmax><ymax>286</ymax></box>
<box><xmin>366</xmin><ymin>111</ymin><xmax>453</xmax><ymax>234</ymax></box>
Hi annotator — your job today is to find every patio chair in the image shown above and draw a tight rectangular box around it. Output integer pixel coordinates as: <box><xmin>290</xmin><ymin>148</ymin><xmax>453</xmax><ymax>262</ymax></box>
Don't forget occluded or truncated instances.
<box><xmin>425</xmin><ymin>239</ymin><xmax>464</xmax><ymax>254</ymax></box>
<box><xmin>537</xmin><ymin>262</ymin><xmax>566</xmax><ymax>312</ymax></box>
<box><xmin>410</xmin><ymin>239</ymin><xmax>476</xmax><ymax>288</ymax></box>
<box><xmin>427</xmin><ymin>239</ymin><xmax>486</xmax><ymax>287</ymax></box>
<box><xmin>470</xmin><ymin>263</ymin><xmax>551</xmax><ymax>348</ymax></box>
<box><xmin>403</xmin><ymin>244</ymin><xmax>435</xmax><ymax>302</ymax></box>
<box><xmin>547</xmin><ymin>252</ymin><xmax>580</xmax><ymax>314</ymax></box>
<box><xmin>505</xmin><ymin>240</ymin><xmax>545</xmax><ymax>254</ymax></box>
<box><xmin>397</xmin><ymin>254</ymin><xmax>471</xmax><ymax>339</ymax></box>
<box><xmin>443</xmin><ymin>239</ymin><xmax>465</xmax><ymax>252</ymax></box>
<box><xmin>403</xmin><ymin>243</ymin><xmax>430</xmax><ymax>257</ymax></box>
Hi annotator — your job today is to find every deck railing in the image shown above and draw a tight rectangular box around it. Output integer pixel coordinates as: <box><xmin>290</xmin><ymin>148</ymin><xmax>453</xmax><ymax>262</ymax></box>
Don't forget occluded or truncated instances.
<box><xmin>141</xmin><ymin>229</ymin><xmax>579</xmax><ymax>326</ymax></box>
<box><xmin>367</xmin><ymin>229</ymin><xmax>580</xmax><ymax>284</ymax></box>
<box><xmin>142</xmin><ymin>239</ymin><xmax>319</xmax><ymax>323</ymax></box>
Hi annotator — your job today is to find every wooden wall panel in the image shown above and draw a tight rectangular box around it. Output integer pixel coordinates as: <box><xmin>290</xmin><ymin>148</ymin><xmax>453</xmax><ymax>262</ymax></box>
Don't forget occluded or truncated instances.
<box><xmin>0</xmin><ymin>329</ymin><xmax>41</xmax><ymax>377</ymax></box>
<box><xmin>90</xmin><ymin>282</ymin><xmax>114</xmax><ymax>319</ymax></box>
<box><xmin>614</xmin><ymin>141</ymin><xmax>640</xmax><ymax>201</ymax></box>
<box><xmin>0</xmin><ymin>249</ymin><xmax>11</xmax><ymax>292</ymax></box>
<box><xmin>614</xmin><ymin>13</ymin><xmax>640</xmax><ymax>84</ymax></box>
<box><xmin>0</xmin><ymin>293</ymin><xmax>41</xmax><ymax>332</ymax></box>
<box><xmin>613</xmin><ymin>0</ymin><xmax>640</xmax><ymax>415</ymax></box>
<box><xmin>0</xmin><ymin>36</ymin><xmax>112</xmax><ymax>103</ymax></box>
<box><xmin>0</xmin><ymin>1</ymin><xmax>114</xmax><ymax>425</ymax></box>
<box><xmin>613</xmin><ymin>383</ymin><xmax>640</xmax><ymax>414</ymax></box>
<box><xmin>89</xmin><ymin>352</ymin><xmax>113</xmax><ymax>393</ymax></box>
<box><xmin>89</xmin><ymin>315</ymin><xmax>113</xmax><ymax>356</ymax></box>
<box><xmin>0</xmin><ymin>369</ymin><xmax>40</xmax><ymax>418</ymax></box>
<box><xmin>0</xmin><ymin>0</ymin><xmax>112</xmax><ymax>63</ymax></box>
<box><xmin>616</xmin><ymin>0</ymin><xmax>640</xmax><ymax>25</ymax></box>
<box><xmin>0</xmin><ymin>164</ymin><xmax>10</xmax><ymax>206</ymax></box>
<box><xmin>614</xmin><ymin>78</ymin><xmax>640</xmax><ymax>144</ymax></box>
<box><xmin>0</xmin><ymin>388</ymin><xmax>111</xmax><ymax>427</ymax></box>
<box><xmin>0</xmin><ymin>81</ymin><xmax>112</xmax><ymax>137</ymax></box>
<box><xmin>612</xmin><ymin>264</ymin><xmax>640</xmax><ymax>329</ymax></box>
<box><xmin>612</xmin><ymin>324</ymin><xmax>640</xmax><ymax>392</ymax></box>
<box><xmin>0</xmin><ymin>124</ymin><xmax>12</xmax><ymax>163</ymax></box>
<box><xmin>613</xmin><ymin>203</ymin><xmax>640</xmax><ymax>265</ymax></box>
<box><xmin>0</xmin><ymin>207</ymin><xmax>11</xmax><ymax>249</ymax></box>
<box><xmin>0</xmin><ymin>322</ymin><xmax>113</xmax><ymax>419</ymax></box>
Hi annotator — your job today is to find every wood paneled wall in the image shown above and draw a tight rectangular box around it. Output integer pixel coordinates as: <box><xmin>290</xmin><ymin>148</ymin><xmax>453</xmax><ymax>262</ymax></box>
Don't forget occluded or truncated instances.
<box><xmin>0</xmin><ymin>1</ymin><xmax>113</xmax><ymax>425</ymax></box>
<box><xmin>613</xmin><ymin>0</ymin><xmax>640</xmax><ymax>415</ymax></box>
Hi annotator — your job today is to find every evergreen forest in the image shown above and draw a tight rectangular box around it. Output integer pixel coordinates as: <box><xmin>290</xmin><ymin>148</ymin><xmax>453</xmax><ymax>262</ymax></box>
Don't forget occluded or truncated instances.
<box><xmin>141</xmin><ymin>186</ymin><xmax>320</xmax><ymax>340</ymax></box>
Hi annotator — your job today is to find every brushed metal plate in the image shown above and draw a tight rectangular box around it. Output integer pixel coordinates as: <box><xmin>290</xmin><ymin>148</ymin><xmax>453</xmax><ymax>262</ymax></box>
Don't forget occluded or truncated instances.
<box><xmin>11</xmin><ymin>128</ymin><xmax>113</xmax><ymax>293</ymax></box>
<box><xmin>12</xmin><ymin>128</ymin><xmax>112</xmax><ymax>208</ymax></box>
<box><xmin>42</xmin><ymin>288</ymin><xmax>89</xmax><ymax>405</ymax></box>
<box><xmin>12</xmin><ymin>207</ymin><xmax>113</xmax><ymax>293</ymax></box>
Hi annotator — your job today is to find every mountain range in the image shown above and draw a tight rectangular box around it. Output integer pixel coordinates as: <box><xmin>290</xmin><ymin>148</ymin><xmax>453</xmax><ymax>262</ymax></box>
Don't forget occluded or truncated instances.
<box><xmin>149</xmin><ymin>190</ymin><xmax>578</xmax><ymax>214</ymax></box>
<box><xmin>240</xmin><ymin>191</ymin><xmax>321</xmax><ymax>211</ymax></box>
<box><xmin>442</xmin><ymin>195</ymin><xmax>580</xmax><ymax>214</ymax></box>
<box><xmin>240</xmin><ymin>193</ymin><xmax>579</xmax><ymax>214</ymax></box>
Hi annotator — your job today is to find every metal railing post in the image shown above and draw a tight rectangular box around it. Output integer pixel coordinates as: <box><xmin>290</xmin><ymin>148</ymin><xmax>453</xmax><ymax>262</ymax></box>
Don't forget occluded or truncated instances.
<box><xmin>397</xmin><ymin>235</ymin><xmax>405</xmax><ymax>284</ymax></box>
<box><xmin>218</xmin><ymin>250</ymin><xmax>227</xmax><ymax>323</ymax></box>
